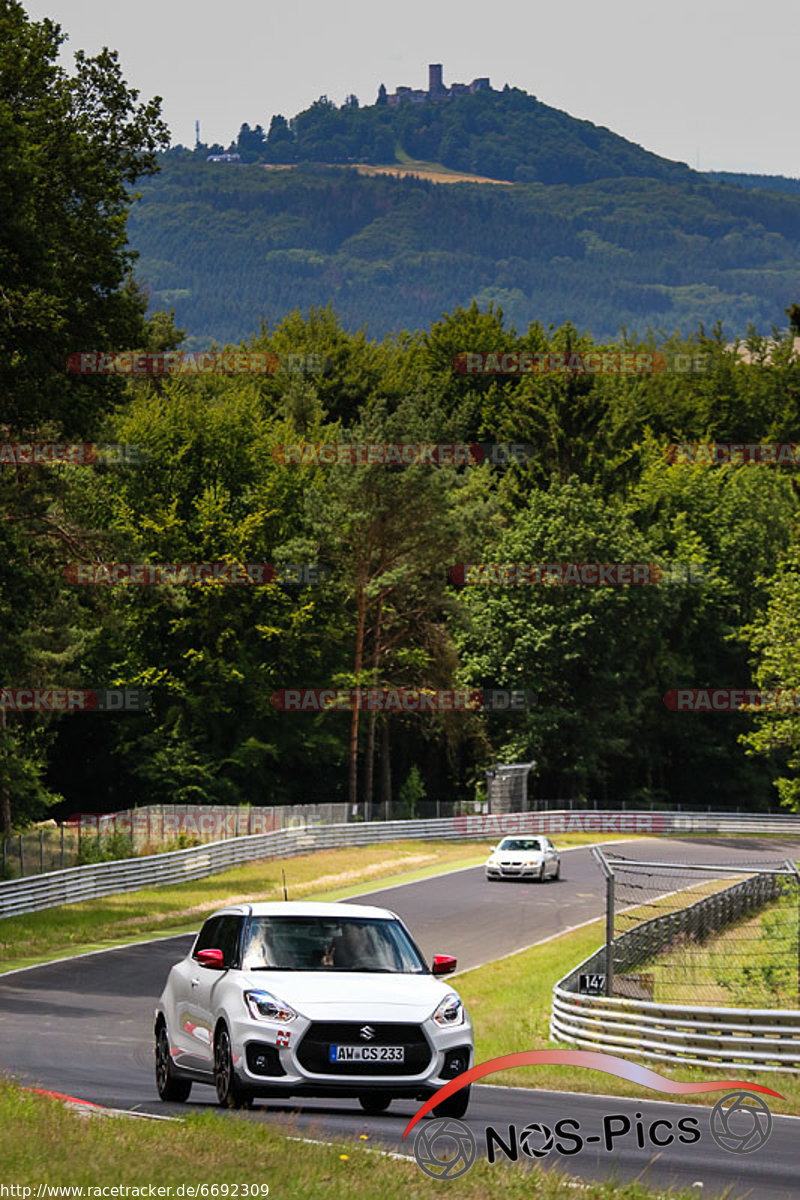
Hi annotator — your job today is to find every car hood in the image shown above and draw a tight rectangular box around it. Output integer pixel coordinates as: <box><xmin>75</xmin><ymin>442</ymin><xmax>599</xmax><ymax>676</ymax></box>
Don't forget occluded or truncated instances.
<box><xmin>489</xmin><ymin>851</ymin><xmax>544</xmax><ymax>862</ymax></box>
<box><xmin>240</xmin><ymin>969</ymin><xmax>457</xmax><ymax>1022</ymax></box>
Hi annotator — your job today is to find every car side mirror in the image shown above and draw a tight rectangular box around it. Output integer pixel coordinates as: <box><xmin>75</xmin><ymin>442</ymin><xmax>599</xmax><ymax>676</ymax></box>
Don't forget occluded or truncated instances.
<box><xmin>432</xmin><ymin>954</ymin><xmax>457</xmax><ymax>975</ymax></box>
<box><xmin>489</xmin><ymin>845</ymin><xmax>496</xmax><ymax>852</ymax></box>
<box><xmin>196</xmin><ymin>948</ymin><xmax>225</xmax><ymax>969</ymax></box>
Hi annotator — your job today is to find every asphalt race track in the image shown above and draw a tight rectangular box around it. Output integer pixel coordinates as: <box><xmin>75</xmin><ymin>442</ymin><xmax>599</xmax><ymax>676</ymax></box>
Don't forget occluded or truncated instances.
<box><xmin>1</xmin><ymin>836</ymin><xmax>799</xmax><ymax>1198</ymax></box>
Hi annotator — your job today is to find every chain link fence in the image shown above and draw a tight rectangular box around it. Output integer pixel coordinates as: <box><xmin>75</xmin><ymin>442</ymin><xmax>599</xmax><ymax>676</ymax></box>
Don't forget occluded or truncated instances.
<box><xmin>592</xmin><ymin>849</ymin><xmax>800</xmax><ymax>1008</ymax></box>
<box><xmin>0</xmin><ymin>799</ymin><xmax>489</xmax><ymax>879</ymax></box>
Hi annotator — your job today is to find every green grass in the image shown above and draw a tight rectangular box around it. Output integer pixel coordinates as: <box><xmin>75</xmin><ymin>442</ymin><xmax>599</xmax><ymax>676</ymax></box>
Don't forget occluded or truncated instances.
<box><xmin>0</xmin><ymin>833</ymin><xmax>640</xmax><ymax>974</ymax></box>
<box><xmin>0</xmin><ymin>841</ymin><xmax>487</xmax><ymax>972</ymax></box>
<box><xmin>456</xmin><ymin>920</ymin><xmax>800</xmax><ymax>1116</ymax></box>
<box><xmin>638</xmin><ymin>891</ymin><xmax>800</xmax><ymax>1008</ymax></box>
<box><xmin>0</xmin><ymin>1081</ymin><xmax>721</xmax><ymax>1199</ymax></box>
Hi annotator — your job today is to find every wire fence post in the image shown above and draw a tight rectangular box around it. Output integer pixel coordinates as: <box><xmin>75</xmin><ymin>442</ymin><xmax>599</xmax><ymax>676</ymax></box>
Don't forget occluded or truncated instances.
<box><xmin>592</xmin><ymin>847</ymin><xmax>615</xmax><ymax>997</ymax></box>
<box><xmin>18</xmin><ymin>834</ymin><xmax>24</xmax><ymax>877</ymax></box>
<box><xmin>39</xmin><ymin>828</ymin><xmax>44</xmax><ymax>873</ymax></box>
<box><xmin>606</xmin><ymin>871</ymin><xmax>615</xmax><ymax>997</ymax></box>
<box><xmin>788</xmin><ymin>859</ymin><xmax>800</xmax><ymax>1006</ymax></box>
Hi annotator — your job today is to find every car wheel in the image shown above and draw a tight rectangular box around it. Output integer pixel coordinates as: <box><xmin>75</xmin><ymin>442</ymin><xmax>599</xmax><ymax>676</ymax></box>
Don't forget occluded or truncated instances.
<box><xmin>358</xmin><ymin>1092</ymin><xmax>392</xmax><ymax>1115</ymax></box>
<box><xmin>536</xmin><ymin>863</ymin><xmax>545</xmax><ymax>883</ymax></box>
<box><xmin>434</xmin><ymin>1085</ymin><xmax>471</xmax><ymax>1119</ymax></box>
<box><xmin>214</xmin><ymin>1025</ymin><xmax>252</xmax><ymax>1109</ymax></box>
<box><xmin>553</xmin><ymin>860</ymin><xmax>561</xmax><ymax>880</ymax></box>
<box><xmin>155</xmin><ymin>1023</ymin><xmax>192</xmax><ymax>1102</ymax></box>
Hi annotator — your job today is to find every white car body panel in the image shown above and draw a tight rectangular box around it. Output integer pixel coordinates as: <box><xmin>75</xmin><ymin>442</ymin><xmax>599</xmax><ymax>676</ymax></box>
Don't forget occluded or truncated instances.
<box><xmin>155</xmin><ymin>900</ymin><xmax>473</xmax><ymax>1103</ymax></box>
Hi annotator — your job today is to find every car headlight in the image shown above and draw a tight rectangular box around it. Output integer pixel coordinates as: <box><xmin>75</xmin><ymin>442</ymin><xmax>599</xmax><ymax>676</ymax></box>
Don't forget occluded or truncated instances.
<box><xmin>244</xmin><ymin>989</ymin><xmax>297</xmax><ymax>1023</ymax></box>
<box><xmin>487</xmin><ymin>857</ymin><xmax>498</xmax><ymax>865</ymax></box>
<box><xmin>432</xmin><ymin>993</ymin><xmax>465</xmax><ymax>1027</ymax></box>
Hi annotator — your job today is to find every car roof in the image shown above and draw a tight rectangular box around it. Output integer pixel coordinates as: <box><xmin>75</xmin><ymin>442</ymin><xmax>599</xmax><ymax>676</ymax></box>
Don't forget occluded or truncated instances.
<box><xmin>204</xmin><ymin>900</ymin><xmax>398</xmax><ymax>920</ymax></box>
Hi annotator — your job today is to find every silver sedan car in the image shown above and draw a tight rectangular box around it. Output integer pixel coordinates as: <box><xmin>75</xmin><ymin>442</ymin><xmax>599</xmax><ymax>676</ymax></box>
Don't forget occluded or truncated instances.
<box><xmin>485</xmin><ymin>835</ymin><xmax>561</xmax><ymax>882</ymax></box>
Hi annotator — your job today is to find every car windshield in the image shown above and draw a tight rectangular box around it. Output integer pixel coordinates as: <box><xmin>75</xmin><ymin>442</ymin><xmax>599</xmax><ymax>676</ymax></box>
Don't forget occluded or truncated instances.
<box><xmin>498</xmin><ymin>838</ymin><xmax>542</xmax><ymax>852</ymax></box>
<box><xmin>241</xmin><ymin>915</ymin><xmax>427</xmax><ymax>973</ymax></box>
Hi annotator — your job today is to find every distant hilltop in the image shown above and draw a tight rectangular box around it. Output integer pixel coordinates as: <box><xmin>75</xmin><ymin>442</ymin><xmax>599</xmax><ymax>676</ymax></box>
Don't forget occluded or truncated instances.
<box><xmin>379</xmin><ymin>64</ymin><xmax>491</xmax><ymax>107</ymax></box>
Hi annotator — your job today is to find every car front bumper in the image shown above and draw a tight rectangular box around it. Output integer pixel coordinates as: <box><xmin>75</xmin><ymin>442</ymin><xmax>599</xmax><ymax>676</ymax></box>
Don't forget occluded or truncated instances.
<box><xmin>485</xmin><ymin>862</ymin><xmax>544</xmax><ymax>878</ymax></box>
<box><xmin>227</xmin><ymin>1011</ymin><xmax>474</xmax><ymax>1096</ymax></box>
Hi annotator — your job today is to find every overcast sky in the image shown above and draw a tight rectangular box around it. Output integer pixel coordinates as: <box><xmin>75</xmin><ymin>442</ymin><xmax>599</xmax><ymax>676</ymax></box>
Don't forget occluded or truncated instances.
<box><xmin>25</xmin><ymin>0</ymin><xmax>799</xmax><ymax>177</ymax></box>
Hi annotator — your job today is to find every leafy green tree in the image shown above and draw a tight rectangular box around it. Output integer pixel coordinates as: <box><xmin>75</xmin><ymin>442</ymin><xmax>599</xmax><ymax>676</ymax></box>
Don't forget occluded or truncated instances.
<box><xmin>740</xmin><ymin>538</ymin><xmax>800</xmax><ymax>809</ymax></box>
<box><xmin>304</xmin><ymin>395</ymin><xmax>470</xmax><ymax>809</ymax></box>
<box><xmin>0</xmin><ymin>1</ymin><xmax>169</xmax><ymax>831</ymax></box>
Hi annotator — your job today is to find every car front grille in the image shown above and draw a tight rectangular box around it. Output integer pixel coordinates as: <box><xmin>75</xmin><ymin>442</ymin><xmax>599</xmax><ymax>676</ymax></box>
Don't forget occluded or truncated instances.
<box><xmin>297</xmin><ymin>1021</ymin><xmax>432</xmax><ymax>1076</ymax></box>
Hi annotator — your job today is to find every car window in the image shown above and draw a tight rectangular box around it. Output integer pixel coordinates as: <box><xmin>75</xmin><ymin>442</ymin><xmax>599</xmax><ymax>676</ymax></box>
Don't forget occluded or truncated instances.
<box><xmin>194</xmin><ymin>914</ymin><xmax>243</xmax><ymax>967</ymax></box>
<box><xmin>194</xmin><ymin>916</ymin><xmax>222</xmax><ymax>956</ymax></box>
<box><xmin>241</xmin><ymin>916</ymin><xmax>426</xmax><ymax>973</ymax></box>
<box><xmin>214</xmin><ymin>915</ymin><xmax>243</xmax><ymax>967</ymax></box>
<box><xmin>498</xmin><ymin>838</ymin><xmax>541</xmax><ymax>851</ymax></box>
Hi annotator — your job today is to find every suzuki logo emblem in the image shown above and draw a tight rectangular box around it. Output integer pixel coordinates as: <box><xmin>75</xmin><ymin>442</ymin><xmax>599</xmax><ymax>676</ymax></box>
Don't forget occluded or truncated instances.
<box><xmin>360</xmin><ymin>1025</ymin><xmax>376</xmax><ymax>1040</ymax></box>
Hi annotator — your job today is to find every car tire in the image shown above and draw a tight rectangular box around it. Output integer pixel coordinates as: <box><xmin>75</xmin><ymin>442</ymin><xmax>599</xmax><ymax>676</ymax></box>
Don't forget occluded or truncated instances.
<box><xmin>155</xmin><ymin>1022</ymin><xmax>192</xmax><ymax>1102</ymax></box>
<box><xmin>214</xmin><ymin>1025</ymin><xmax>252</xmax><ymax>1109</ymax></box>
<box><xmin>537</xmin><ymin>864</ymin><xmax>545</xmax><ymax>883</ymax></box>
<box><xmin>433</xmin><ymin>1085</ymin><xmax>471</xmax><ymax>1119</ymax></box>
<box><xmin>358</xmin><ymin>1092</ymin><xmax>392</xmax><ymax>1114</ymax></box>
<box><xmin>553</xmin><ymin>860</ymin><xmax>561</xmax><ymax>881</ymax></box>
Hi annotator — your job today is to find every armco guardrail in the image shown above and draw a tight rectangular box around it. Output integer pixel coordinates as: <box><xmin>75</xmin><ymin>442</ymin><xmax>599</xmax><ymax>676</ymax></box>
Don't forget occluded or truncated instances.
<box><xmin>551</xmin><ymin>989</ymin><xmax>800</xmax><ymax>1074</ymax></box>
<box><xmin>2</xmin><ymin>808</ymin><xmax>800</xmax><ymax>922</ymax></box>
<box><xmin>0</xmin><ymin>816</ymin><xmax>470</xmax><ymax>920</ymax></box>
<box><xmin>551</xmin><ymin>870</ymin><xmax>800</xmax><ymax>1073</ymax></box>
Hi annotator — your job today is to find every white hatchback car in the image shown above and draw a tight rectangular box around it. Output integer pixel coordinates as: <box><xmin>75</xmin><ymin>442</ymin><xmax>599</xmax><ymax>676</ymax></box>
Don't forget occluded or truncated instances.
<box><xmin>485</xmin><ymin>835</ymin><xmax>561</xmax><ymax>882</ymax></box>
<box><xmin>155</xmin><ymin>901</ymin><xmax>473</xmax><ymax>1116</ymax></box>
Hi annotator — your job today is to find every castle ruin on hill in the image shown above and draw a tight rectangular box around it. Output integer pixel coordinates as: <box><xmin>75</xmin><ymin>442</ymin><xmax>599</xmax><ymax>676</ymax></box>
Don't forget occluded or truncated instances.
<box><xmin>382</xmin><ymin>64</ymin><xmax>491</xmax><ymax>107</ymax></box>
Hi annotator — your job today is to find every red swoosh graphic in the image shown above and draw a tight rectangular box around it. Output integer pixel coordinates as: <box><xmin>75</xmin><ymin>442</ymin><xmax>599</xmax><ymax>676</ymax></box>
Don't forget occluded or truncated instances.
<box><xmin>402</xmin><ymin>1050</ymin><xmax>785</xmax><ymax>1140</ymax></box>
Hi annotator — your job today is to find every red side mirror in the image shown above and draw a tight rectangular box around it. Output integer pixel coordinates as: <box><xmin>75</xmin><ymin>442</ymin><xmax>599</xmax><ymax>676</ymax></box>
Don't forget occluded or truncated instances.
<box><xmin>197</xmin><ymin>948</ymin><xmax>225</xmax><ymax>969</ymax></box>
<box><xmin>432</xmin><ymin>954</ymin><xmax>457</xmax><ymax>975</ymax></box>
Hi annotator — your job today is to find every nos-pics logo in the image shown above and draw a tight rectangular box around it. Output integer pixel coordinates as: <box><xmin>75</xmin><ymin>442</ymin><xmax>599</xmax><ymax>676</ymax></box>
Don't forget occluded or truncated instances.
<box><xmin>413</xmin><ymin>1092</ymin><xmax>773</xmax><ymax>1180</ymax></box>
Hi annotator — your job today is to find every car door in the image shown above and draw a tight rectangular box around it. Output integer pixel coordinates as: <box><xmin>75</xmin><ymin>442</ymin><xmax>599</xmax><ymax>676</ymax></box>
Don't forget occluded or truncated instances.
<box><xmin>543</xmin><ymin>839</ymin><xmax>559</xmax><ymax>876</ymax></box>
<box><xmin>189</xmin><ymin>914</ymin><xmax>244</xmax><ymax>1071</ymax></box>
<box><xmin>169</xmin><ymin>916</ymin><xmax>222</xmax><ymax>1071</ymax></box>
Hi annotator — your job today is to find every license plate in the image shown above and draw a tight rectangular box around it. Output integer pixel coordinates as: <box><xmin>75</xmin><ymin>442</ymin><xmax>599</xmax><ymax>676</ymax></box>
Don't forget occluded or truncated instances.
<box><xmin>328</xmin><ymin>1044</ymin><xmax>405</xmax><ymax>1063</ymax></box>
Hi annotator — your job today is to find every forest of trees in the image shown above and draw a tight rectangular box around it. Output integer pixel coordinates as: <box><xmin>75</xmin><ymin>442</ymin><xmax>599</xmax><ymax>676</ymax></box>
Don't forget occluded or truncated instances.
<box><xmin>128</xmin><ymin>159</ymin><xmax>800</xmax><ymax>344</ymax></box>
<box><xmin>190</xmin><ymin>86</ymin><xmax>696</xmax><ymax>185</ymax></box>
<box><xmin>3</xmin><ymin>1</ymin><xmax>800</xmax><ymax>832</ymax></box>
